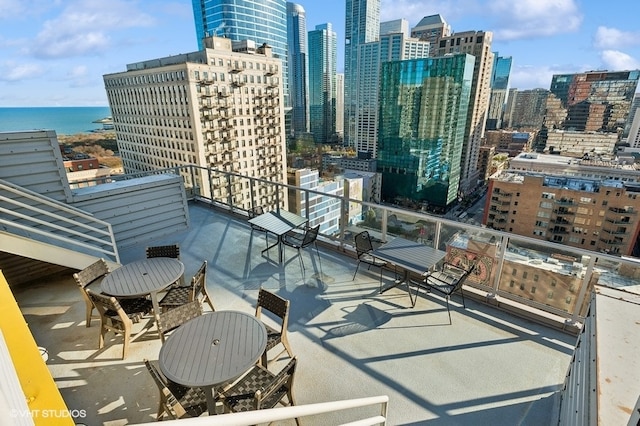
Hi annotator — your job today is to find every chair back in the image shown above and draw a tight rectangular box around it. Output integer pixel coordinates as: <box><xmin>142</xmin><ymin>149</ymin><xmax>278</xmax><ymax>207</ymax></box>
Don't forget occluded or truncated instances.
<box><xmin>85</xmin><ymin>288</ymin><xmax>127</xmax><ymax>321</ymax></box>
<box><xmin>156</xmin><ymin>301</ymin><xmax>203</xmax><ymax>342</ymax></box>
<box><xmin>144</xmin><ymin>359</ymin><xmax>187</xmax><ymax>419</ymax></box>
<box><xmin>256</xmin><ymin>356</ymin><xmax>297</xmax><ymax>409</ymax></box>
<box><xmin>354</xmin><ymin>231</ymin><xmax>374</xmax><ymax>257</ymax></box>
<box><xmin>146</xmin><ymin>244</ymin><xmax>180</xmax><ymax>259</ymax></box>
<box><xmin>73</xmin><ymin>258</ymin><xmax>109</xmax><ymax>288</ymax></box>
<box><xmin>301</xmin><ymin>225</ymin><xmax>320</xmax><ymax>248</ymax></box>
<box><xmin>191</xmin><ymin>260</ymin><xmax>208</xmax><ymax>302</ymax></box>
<box><xmin>249</xmin><ymin>205</ymin><xmax>265</xmax><ymax>218</ymax></box>
<box><xmin>255</xmin><ymin>287</ymin><xmax>289</xmax><ymax>322</ymax></box>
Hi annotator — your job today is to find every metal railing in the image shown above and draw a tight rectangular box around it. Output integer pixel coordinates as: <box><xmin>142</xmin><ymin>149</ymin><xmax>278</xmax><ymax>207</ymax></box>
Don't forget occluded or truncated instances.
<box><xmin>74</xmin><ymin>165</ymin><xmax>640</xmax><ymax>325</ymax></box>
<box><xmin>135</xmin><ymin>395</ymin><xmax>389</xmax><ymax>426</ymax></box>
<box><xmin>0</xmin><ymin>178</ymin><xmax>119</xmax><ymax>263</ymax></box>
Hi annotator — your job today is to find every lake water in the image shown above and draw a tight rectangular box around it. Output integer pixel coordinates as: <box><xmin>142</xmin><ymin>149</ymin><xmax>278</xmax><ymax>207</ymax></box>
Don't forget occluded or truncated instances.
<box><xmin>0</xmin><ymin>107</ymin><xmax>112</xmax><ymax>135</ymax></box>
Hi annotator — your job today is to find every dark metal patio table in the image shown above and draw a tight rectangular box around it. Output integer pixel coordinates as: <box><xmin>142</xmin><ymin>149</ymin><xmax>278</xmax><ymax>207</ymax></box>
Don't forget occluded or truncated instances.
<box><xmin>248</xmin><ymin>210</ymin><xmax>308</xmax><ymax>264</ymax></box>
<box><xmin>101</xmin><ymin>257</ymin><xmax>184</xmax><ymax>314</ymax></box>
<box><xmin>371</xmin><ymin>237</ymin><xmax>447</xmax><ymax>307</ymax></box>
<box><xmin>158</xmin><ymin>310</ymin><xmax>268</xmax><ymax>415</ymax></box>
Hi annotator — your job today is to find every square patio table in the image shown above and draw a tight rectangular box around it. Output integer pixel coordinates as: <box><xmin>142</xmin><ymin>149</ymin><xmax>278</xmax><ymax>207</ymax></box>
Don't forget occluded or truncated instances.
<box><xmin>248</xmin><ymin>210</ymin><xmax>308</xmax><ymax>264</ymax></box>
<box><xmin>371</xmin><ymin>237</ymin><xmax>446</xmax><ymax>307</ymax></box>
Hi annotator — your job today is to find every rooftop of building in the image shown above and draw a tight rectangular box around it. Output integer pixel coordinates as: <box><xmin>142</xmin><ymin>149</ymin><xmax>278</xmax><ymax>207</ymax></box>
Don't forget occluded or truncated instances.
<box><xmin>511</xmin><ymin>152</ymin><xmax>640</xmax><ymax>171</ymax></box>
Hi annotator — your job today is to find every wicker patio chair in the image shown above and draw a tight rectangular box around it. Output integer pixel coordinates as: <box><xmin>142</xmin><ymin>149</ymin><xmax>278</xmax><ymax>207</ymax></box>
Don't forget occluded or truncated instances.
<box><xmin>155</xmin><ymin>300</ymin><xmax>203</xmax><ymax>343</ymax></box>
<box><xmin>144</xmin><ymin>359</ymin><xmax>209</xmax><ymax>419</ymax></box>
<box><xmin>146</xmin><ymin>244</ymin><xmax>185</xmax><ymax>286</ymax></box>
<box><xmin>72</xmin><ymin>258</ymin><xmax>110</xmax><ymax>327</ymax></box>
<box><xmin>255</xmin><ymin>287</ymin><xmax>293</xmax><ymax>367</ymax></box>
<box><xmin>221</xmin><ymin>356</ymin><xmax>299</xmax><ymax>423</ymax></box>
<box><xmin>352</xmin><ymin>231</ymin><xmax>388</xmax><ymax>290</ymax></box>
<box><xmin>159</xmin><ymin>260</ymin><xmax>215</xmax><ymax>312</ymax></box>
<box><xmin>85</xmin><ymin>288</ymin><xmax>153</xmax><ymax>359</ymax></box>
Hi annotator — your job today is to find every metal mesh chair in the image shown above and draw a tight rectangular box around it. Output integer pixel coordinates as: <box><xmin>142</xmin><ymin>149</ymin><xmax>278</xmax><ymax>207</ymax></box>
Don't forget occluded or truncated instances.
<box><xmin>159</xmin><ymin>260</ymin><xmax>215</xmax><ymax>312</ymax></box>
<box><xmin>255</xmin><ymin>287</ymin><xmax>293</xmax><ymax>367</ymax></box>
<box><xmin>85</xmin><ymin>288</ymin><xmax>153</xmax><ymax>359</ymax></box>
<box><xmin>144</xmin><ymin>359</ymin><xmax>209</xmax><ymax>419</ymax></box>
<box><xmin>423</xmin><ymin>262</ymin><xmax>475</xmax><ymax>324</ymax></box>
<box><xmin>221</xmin><ymin>356</ymin><xmax>298</xmax><ymax>423</ymax></box>
<box><xmin>72</xmin><ymin>258</ymin><xmax>110</xmax><ymax>327</ymax></box>
<box><xmin>282</xmin><ymin>224</ymin><xmax>321</xmax><ymax>277</ymax></box>
<box><xmin>352</xmin><ymin>231</ymin><xmax>388</xmax><ymax>290</ymax></box>
<box><xmin>155</xmin><ymin>300</ymin><xmax>203</xmax><ymax>343</ymax></box>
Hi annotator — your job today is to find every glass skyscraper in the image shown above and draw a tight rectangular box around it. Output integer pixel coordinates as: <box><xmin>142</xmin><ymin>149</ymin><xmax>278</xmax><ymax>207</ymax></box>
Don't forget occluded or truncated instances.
<box><xmin>377</xmin><ymin>55</ymin><xmax>475</xmax><ymax>209</ymax></box>
<box><xmin>287</xmin><ymin>2</ymin><xmax>309</xmax><ymax>136</ymax></box>
<box><xmin>191</xmin><ymin>0</ymin><xmax>289</xmax><ymax>107</ymax></box>
<box><xmin>308</xmin><ymin>23</ymin><xmax>337</xmax><ymax>144</ymax></box>
<box><xmin>344</xmin><ymin>0</ymin><xmax>380</xmax><ymax>148</ymax></box>
<box><xmin>487</xmin><ymin>53</ymin><xmax>512</xmax><ymax>130</ymax></box>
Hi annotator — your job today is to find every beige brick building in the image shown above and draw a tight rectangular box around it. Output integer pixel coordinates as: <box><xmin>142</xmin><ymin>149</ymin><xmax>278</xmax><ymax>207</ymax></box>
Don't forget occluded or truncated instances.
<box><xmin>103</xmin><ymin>36</ymin><xmax>288</xmax><ymax>211</ymax></box>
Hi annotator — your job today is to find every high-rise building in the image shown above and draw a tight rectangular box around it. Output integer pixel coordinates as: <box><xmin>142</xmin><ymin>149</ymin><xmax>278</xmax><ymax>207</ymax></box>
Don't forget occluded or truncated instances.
<box><xmin>377</xmin><ymin>54</ymin><xmax>475</xmax><ymax>209</ymax></box>
<box><xmin>486</xmin><ymin>54</ymin><xmax>512</xmax><ymax>130</ymax></box>
<box><xmin>410</xmin><ymin>14</ymin><xmax>451</xmax><ymax>46</ymax></box>
<box><xmin>103</xmin><ymin>36</ymin><xmax>288</xmax><ymax>211</ymax></box>
<box><xmin>504</xmin><ymin>88</ymin><xmax>549</xmax><ymax>130</ymax></box>
<box><xmin>344</xmin><ymin>0</ymin><xmax>380</xmax><ymax>148</ymax></box>
<box><xmin>624</xmin><ymin>92</ymin><xmax>640</xmax><ymax>139</ymax></box>
<box><xmin>335</xmin><ymin>73</ymin><xmax>345</xmax><ymax>138</ymax></box>
<box><xmin>548</xmin><ymin>70</ymin><xmax>640</xmax><ymax>133</ymax></box>
<box><xmin>287</xmin><ymin>3</ymin><xmax>309</xmax><ymax>137</ymax></box>
<box><xmin>308</xmin><ymin>23</ymin><xmax>337</xmax><ymax>144</ymax></box>
<box><xmin>354</xmin><ymin>21</ymin><xmax>430</xmax><ymax>157</ymax></box>
<box><xmin>430</xmin><ymin>29</ymin><xmax>495</xmax><ymax>196</ymax></box>
<box><xmin>191</xmin><ymin>0</ymin><xmax>290</xmax><ymax>109</ymax></box>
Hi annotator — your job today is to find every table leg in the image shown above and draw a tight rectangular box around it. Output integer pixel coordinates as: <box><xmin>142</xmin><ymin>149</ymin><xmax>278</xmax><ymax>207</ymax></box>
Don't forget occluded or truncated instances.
<box><xmin>205</xmin><ymin>386</ymin><xmax>217</xmax><ymax>415</ymax></box>
<box><xmin>380</xmin><ymin>270</ymin><xmax>417</xmax><ymax>307</ymax></box>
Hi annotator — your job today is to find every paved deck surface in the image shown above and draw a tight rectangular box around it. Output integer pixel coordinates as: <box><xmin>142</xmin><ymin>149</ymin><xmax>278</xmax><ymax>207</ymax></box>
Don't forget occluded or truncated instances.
<box><xmin>13</xmin><ymin>202</ymin><xmax>576</xmax><ymax>425</ymax></box>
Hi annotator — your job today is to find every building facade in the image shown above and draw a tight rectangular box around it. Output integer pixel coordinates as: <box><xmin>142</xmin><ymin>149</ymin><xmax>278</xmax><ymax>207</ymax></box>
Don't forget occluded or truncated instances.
<box><xmin>103</xmin><ymin>36</ymin><xmax>288</xmax><ymax>212</ymax></box>
<box><xmin>191</xmin><ymin>0</ymin><xmax>290</xmax><ymax>110</ymax></box>
<box><xmin>308</xmin><ymin>23</ymin><xmax>337</xmax><ymax>144</ymax></box>
<box><xmin>286</xmin><ymin>2</ymin><xmax>309</xmax><ymax>137</ymax></box>
<box><xmin>485</xmin><ymin>169</ymin><xmax>640</xmax><ymax>256</ymax></box>
<box><xmin>335</xmin><ymin>73</ymin><xmax>344</xmax><ymax>138</ymax></box>
<box><xmin>410</xmin><ymin>14</ymin><xmax>451</xmax><ymax>46</ymax></box>
<box><xmin>377</xmin><ymin>54</ymin><xmax>474</xmax><ymax>209</ymax></box>
<box><xmin>503</xmin><ymin>88</ymin><xmax>549</xmax><ymax>130</ymax></box>
<box><xmin>430</xmin><ymin>30</ymin><xmax>495</xmax><ymax>196</ymax></box>
<box><xmin>544</xmin><ymin>130</ymin><xmax>618</xmax><ymax>157</ymax></box>
<box><xmin>344</xmin><ymin>0</ymin><xmax>380</xmax><ymax>149</ymax></box>
<box><xmin>354</xmin><ymin>22</ymin><xmax>430</xmax><ymax>158</ymax></box>
<box><xmin>486</xmin><ymin>54</ymin><xmax>512</xmax><ymax>130</ymax></box>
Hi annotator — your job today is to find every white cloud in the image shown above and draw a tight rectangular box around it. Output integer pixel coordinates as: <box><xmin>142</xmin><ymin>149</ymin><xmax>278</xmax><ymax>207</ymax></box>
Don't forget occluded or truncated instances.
<box><xmin>0</xmin><ymin>0</ymin><xmax>25</xmax><ymax>19</ymax></box>
<box><xmin>600</xmin><ymin>50</ymin><xmax>640</xmax><ymax>71</ymax></box>
<box><xmin>593</xmin><ymin>27</ymin><xmax>640</xmax><ymax>50</ymax></box>
<box><xmin>489</xmin><ymin>0</ymin><xmax>582</xmax><ymax>40</ymax></box>
<box><xmin>0</xmin><ymin>62</ymin><xmax>43</xmax><ymax>81</ymax></box>
<box><xmin>30</xmin><ymin>0</ymin><xmax>156</xmax><ymax>59</ymax></box>
<box><xmin>380</xmin><ymin>0</ymin><xmax>481</xmax><ymax>24</ymax></box>
<box><xmin>509</xmin><ymin>63</ymin><xmax>590</xmax><ymax>91</ymax></box>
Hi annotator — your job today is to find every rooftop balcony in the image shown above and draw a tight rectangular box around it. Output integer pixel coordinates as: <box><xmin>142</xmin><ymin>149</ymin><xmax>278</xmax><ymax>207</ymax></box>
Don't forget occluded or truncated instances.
<box><xmin>4</xmin><ymin>162</ymin><xmax>640</xmax><ymax>425</ymax></box>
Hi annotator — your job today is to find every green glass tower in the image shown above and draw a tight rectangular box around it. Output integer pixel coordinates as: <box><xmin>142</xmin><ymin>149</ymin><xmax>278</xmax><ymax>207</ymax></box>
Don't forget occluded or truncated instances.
<box><xmin>377</xmin><ymin>54</ymin><xmax>474</xmax><ymax>209</ymax></box>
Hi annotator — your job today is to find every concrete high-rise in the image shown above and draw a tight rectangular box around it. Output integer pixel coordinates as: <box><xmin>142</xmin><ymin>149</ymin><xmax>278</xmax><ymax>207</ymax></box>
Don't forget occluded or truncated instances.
<box><xmin>344</xmin><ymin>0</ymin><xmax>380</xmax><ymax>148</ymax></box>
<box><xmin>354</xmin><ymin>22</ymin><xmax>430</xmax><ymax>157</ymax></box>
<box><xmin>308</xmin><ymin>23</ymin><xmax>337</xmax><ymax>144</ymax></box>
<box><xmin>410</xmin><ymin>14</ymin><xmax>451</xmax><ymax>46</ymax></box>
<box><xmin>486</xmin><ymin>54</ymin><xmax>512</xmax><ymax>130</ymax></box>
<box><xmin>287</xmin><ymin>2</ymin><xmax>309</xmax><ymax>137</ymax></box>
<box><xmin>103</xmin><ymin>37</ymin><xmax>288</xmax><ymax>211</ymax></box>
<box><xmin>429</xmin><ymin>28</ymin><xmax>495</xmax><ymax>196</ymax></box>
<box><xmin>504</xmin><ymin>88</ymin><xmax>549</xmax><ymax>130</ymax></box>
<box><xmin>377</xmin><ymin>54</ymin><xmax>475</xmax><ymax>209</ymax></box>
<box><xmin>335</xmin><ymin>73</ymin><xmax>344</xmax><ymax>137</ymax></box>
<box><xmin>191</xmin><ymin>0</ymin><xmax>290</xmax><ymax>108</ymax></box>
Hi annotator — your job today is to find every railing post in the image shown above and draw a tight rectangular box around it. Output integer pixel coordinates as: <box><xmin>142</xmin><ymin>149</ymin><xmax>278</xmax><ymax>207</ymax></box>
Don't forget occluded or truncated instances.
<box><xmin>433</xmin><ymin>221</ymin><xmax>442</xmax><ymax>249</ymax></box>
<box><xmin>249</xmin><ymin>178</ymin><xmax>255</xmax><ymax>211</ymax></box>
<box><xmin>571</xmin><ymin>254</ymin><xmax>596</xmax><ymax>324</ymax></box>
<box><xmin>339</xmin><ymin>180</ymin><xmax>348</xmax><ymax>249</ymax></box>
<box><xmin>207</xmin><ymin>166</ymin><xmax>214</xmax><ymax>203</ymax></box>
<box><xmin>275</xmin><ymin>182</ymin><xmax>281</xmax><ymax>213</ymax></box>
<box><xmin>304</xmin><ymin>190</ymin><xmax>310</xmax><ymax>221</ymax></box>
<box><xmin>488</xmin><ymin>235</ymin><xmax>508</xmax><ymax>300</ymax></box>
<box><xmin>381</xmin><ymin>209</ymin><xmax>388</xmax><ymax>241</ymax></box>
<box><xmin>226</xmin><ymin>173</ymin><xmax>233</xmax><ymax>210</ymax></box>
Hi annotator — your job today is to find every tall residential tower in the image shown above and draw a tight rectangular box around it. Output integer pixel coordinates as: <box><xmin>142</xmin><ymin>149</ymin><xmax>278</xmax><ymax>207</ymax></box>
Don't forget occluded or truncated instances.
<box><xmin>308</xmin><ymin>23</ymin><xmax>337</xmax><ymax>144</ymax></box>
<box><xmin>286</xmin><ymin>2</ymin><xmax>309</xmax><ymax>137</ymax></box>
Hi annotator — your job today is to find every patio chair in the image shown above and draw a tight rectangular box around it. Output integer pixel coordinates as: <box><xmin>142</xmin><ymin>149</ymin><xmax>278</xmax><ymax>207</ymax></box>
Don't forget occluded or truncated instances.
<box><xmin>422</xmin><ymin>262</ymin><xmax>475</xmax><ymax>324</ymax></box>
<box><xmin>155</xmin><ymin>300</ymin><xmax>203</xmax><ymax>343</ymax></box>
<box><xmin>282</xmin><ymin>224</ymin><xmax>321</xmax><ymax>277</ymax></box>
<box><xmin>144</xmin><ymin>359</ymin><xmax>209</xmax><ymax>419</ymax></box>
<box><xmin>73</xmin><ymin>258</ymin><xmax>110</xmax><ymax>327</ymax></box>
<box><xmin>248</xmin><ymin>205</ymin><xmax>272</xmax><ymax>245</ymax></box>
<box><xmin>255</xmin><ymin>287</ymin><xmax>293</xmax><ymax>367</ymax></box>
<box><xmin>221</xmin><ymin>356</ymin><xmax>299</xmax><ymax>423</ymax></box>
<box><xmin>159</xmin><ymin>260</ymin><xmax>215</xmax><ymax>312</ymax></box>
<box><xmin>352</xmin><ymin>231</ymin><xmax>388</xmax><ymax>290</ymax></box>
<box><xmin>85</xmin><ymin>288</ymin><xmax>154</xmax><ymax>359</ymax></box>
<box><xmin>146</xmin><ymin>244</ymin><xmax>185</xmax><ymax>286</ymax></box>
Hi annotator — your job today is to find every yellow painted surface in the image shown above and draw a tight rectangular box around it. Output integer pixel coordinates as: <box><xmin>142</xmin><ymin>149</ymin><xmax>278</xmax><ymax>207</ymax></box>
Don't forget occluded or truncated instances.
<box><xmin>0</xmin><ymin>273</ymin><xmax>74</xmax><ymax>425</ymax></box>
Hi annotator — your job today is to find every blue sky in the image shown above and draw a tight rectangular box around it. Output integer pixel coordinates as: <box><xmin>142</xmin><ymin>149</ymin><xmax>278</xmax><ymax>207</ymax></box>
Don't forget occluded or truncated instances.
<box><xmin>1</xmin><ymin>0</ymin><xmax>639</xmax><ymax>107</ymax></box>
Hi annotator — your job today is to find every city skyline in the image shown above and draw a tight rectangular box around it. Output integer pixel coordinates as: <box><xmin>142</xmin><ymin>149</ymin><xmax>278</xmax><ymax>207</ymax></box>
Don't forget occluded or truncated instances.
<box><xmin>0</xmin><ymin>0</ymin><xmax>639</xmax><ymax>107</ymax></box>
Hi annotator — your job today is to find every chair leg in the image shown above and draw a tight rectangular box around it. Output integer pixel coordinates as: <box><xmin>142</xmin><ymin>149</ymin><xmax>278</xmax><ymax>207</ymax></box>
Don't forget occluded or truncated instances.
<box><xmin>85</xmin><ymin>302</ymin><xmax>93</xmax><ymax>327</ymax></box>
<box><xmin>445</xmin><ymin>297</ymin><xmax>452</xmax><ymax>325</ymax></box>
<box><xmin>459</xmin><ymin>288</ymin><xmax>466</xmax><ymax>308</ymax></box>
<box><xmin>281</xmin><ymin>334</ymin><xmax>294</xmax><ymax>359</ymax></box>
<box><xmin>122</xmin><ymin>328</ymin><xmax>131</xmax><ymax>359</ymax></box>
<box><xmin>352</xmin><ymin>261</ymin><xmax>361</xmax><ymax>281</ymax></box>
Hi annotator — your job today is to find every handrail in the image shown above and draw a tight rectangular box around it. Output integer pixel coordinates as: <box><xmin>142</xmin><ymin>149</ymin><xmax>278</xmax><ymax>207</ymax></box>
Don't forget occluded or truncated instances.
<box><xmin>135</xmin><ymin>395</ymin><xmax>389</xmax><ymax>425</ymax></box>
<box><xmin>0</xmin><ymin>179</ymin><xmax>119</xmax><ymax>263</ymax></box>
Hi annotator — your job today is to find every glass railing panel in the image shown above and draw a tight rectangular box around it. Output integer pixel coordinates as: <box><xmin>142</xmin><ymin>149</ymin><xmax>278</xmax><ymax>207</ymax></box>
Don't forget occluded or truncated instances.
<box><xmin>384</xmin><ymin>210</ymin><xmax>438</xmax><ymax>244</ymax></box>
<box><xmin>349</xmin><ymin>205</ymin><xmax>385</xmax><ymax>247</ymax></box>
<box><xmin>593</xmin><ymin>257</ymin><xmax>640</xmax><ymax>296</ymax></box>
<box><xmin>496</xmin><ymin>238</ymin><xmax>592</xmax><ymax>316</ymax></box>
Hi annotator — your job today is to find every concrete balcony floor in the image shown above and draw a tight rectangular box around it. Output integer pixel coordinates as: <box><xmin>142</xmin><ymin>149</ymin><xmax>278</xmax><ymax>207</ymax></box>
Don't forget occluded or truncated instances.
<box><xmin>13</xmin><ymin>202</ymin><xmax>576</xmax><ymax>425</ymax></box>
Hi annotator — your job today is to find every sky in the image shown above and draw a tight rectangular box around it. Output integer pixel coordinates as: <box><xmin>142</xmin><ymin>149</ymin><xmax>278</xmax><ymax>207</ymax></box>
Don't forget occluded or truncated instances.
<box><xmin>1</xmin><ymin>0</ymin><xmax>639</xmax><ymax>107</ymax></box>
